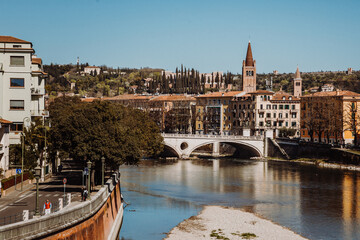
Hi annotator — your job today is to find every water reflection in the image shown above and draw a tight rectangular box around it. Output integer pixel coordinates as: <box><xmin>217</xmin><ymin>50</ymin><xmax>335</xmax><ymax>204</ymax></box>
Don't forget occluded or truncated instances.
<box><xmin>120</xmin><ymin>159</ymin><xmax>360</xmax><ymax>240</ymax></box>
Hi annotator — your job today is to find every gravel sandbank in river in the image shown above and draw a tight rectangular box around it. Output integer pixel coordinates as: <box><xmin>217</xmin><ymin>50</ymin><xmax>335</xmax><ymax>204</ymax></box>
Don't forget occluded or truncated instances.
<box><xmin>166</xmin><ymin>206</ymin><xmax>307</xmax><ymax>240</ymax></box>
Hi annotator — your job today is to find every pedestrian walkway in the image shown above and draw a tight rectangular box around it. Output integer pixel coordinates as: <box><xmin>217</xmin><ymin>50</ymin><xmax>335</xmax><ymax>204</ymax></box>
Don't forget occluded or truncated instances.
<box><xmin>0</xmin><ymin>162</ymin><xmax>87</xmax><ymax>225</ymax></box>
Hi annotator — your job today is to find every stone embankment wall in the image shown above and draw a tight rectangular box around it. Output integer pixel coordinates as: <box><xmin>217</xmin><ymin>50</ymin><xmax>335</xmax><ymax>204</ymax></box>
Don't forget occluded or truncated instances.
<box><xmin>270</xmin><ymin>139</ymin><xmax>360</xmax><ymax>166</ymax></box>
<box><xmin>0</xmin><ymin>172</ymin><xmax>123</xmax><ymax>240</ymax></box>
<box><xmin>328</xmin><ymin>149</ymin><xmax>360</xmax><ymax>165</ymax></box>
<box><xmin>273</xmin><ymin>140</ymin><xmax>331</xmax><ymax>159</ymax></box>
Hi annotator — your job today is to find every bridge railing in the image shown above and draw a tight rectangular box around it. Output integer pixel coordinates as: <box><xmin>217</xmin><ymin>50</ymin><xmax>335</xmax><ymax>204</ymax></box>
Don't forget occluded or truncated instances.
<box><xmin>161</xmin><ymin>133</ymin><xmax>263</xmax><ymax>140</ymax></box>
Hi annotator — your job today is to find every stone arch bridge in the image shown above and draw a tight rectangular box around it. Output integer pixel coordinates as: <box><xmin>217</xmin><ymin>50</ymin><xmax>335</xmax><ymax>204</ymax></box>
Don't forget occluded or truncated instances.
<box><xmin>162</xmin><ymin>134</ymin><xmax>267</xmax><ymax>159</ymax></box>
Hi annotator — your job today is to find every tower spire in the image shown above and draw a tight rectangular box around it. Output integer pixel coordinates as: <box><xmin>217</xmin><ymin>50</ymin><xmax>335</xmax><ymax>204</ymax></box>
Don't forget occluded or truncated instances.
<box><xmin>295</xmin><ymin>66</ymin><xmax>301</xmax><ymax>79</ymax></box>
<box><xmin>245</xmin><ymin>41</ymin><xmax>254</xmax><ymax>66</ymax></box>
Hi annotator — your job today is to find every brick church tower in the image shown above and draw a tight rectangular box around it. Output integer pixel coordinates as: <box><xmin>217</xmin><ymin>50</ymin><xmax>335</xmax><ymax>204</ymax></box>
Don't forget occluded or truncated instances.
<box><xmin>242</xmin><ymin>41</ymin><xmax>256</xmax><ymax>92</ymax></box>
<box><xmin>293</xmin><ymin>66</ymin><xmax>302</xmax><ymax>97</ymax></box>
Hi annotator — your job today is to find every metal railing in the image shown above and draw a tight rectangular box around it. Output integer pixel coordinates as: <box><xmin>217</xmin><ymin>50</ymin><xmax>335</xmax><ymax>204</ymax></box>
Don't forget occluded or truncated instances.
<box><xmin>162</xmin><ymin>133</ymin><xmax>264</xmax><ymax>140</ymax></box>
<box><xmin>0</xmin><ymin>213</ymin><xmax>23</xmax><ymax>226</ymax></box>
<box><xmin>0</xmin><ymin>194</ymin><xmax>71</xmax><ymax>226</ymax></box>
<box><xmin>30</xmin><ymin>110</ymin><xmax>49</xmax><ymax>117</ymax></box>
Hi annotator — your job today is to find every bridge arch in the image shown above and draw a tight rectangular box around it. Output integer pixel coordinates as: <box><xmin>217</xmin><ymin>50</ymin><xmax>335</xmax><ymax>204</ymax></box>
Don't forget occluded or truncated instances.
<box><xmin>187</xmin><ymin>140</ymin><xmax>262</xmax><ymax>159</ymax></box>
<box><xmin>161</xmin><ymin>143</ymin><xmax>181</xmax><ymax>158</ymax></box>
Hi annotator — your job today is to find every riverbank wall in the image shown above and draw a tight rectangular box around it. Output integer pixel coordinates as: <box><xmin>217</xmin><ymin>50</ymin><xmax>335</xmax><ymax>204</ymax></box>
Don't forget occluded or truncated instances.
<box><xmin>0</xmin><ymin>172</ymin><xmax>123</xmax><ymax>240</ymax></box>
<box><xmin>272</xmin><ymin>139</ymin><xmax>360</xmax><ymax>166</ymax></box>
<box><xmin>276</xmin><ymin>140</ymin><xmax>331</xmax><ymax>159</ymax></box>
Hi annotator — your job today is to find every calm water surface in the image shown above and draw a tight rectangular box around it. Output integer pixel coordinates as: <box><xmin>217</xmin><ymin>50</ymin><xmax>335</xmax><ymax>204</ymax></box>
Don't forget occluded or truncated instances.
<box><xmin>119</xmin><ymin>159</ymin><xmax>360</xmax><ymax>240</ymax></box>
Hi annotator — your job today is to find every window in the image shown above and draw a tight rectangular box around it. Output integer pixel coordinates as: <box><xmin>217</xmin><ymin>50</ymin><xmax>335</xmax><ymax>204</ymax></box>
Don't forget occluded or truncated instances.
<box><xmin>296</xmin><ymin>82</ymin><xmax>301</xmax><ymax>86</ymax></box>
<box><xmin>279</xmin><ymin>105</ymin><xmax>283</xmax><ymax>110</ymax></box>
<box><xmin>286</xmin><ymin>113</ymin><xmax>288</xmax><ymax>118</ymax></box>
<box><xmin>273</xmin><ymin>113</ymin><xmax>276</xmax><ymax>118</ymax></box>
<box><xmin>13</xmin><ymin>45</ymin><xmax>22</xmax><ymax>48</ymax></box>
<box><xmin>10</xmin><ymin>100</ymin><xmax>24</xmax><ymax>110</ymax></box>
<box><xmin>259</xmin><ymin>121</ymin><xmax>264</xmax><ymax>126</ymax></box>
<box><xmin>10</xmin><ymin>56</ymin><xmax>25</xmax><ymax>66</ymax></box>
<box><xmin>272</xmin><ymin>105</ymin><xmax>277</xmax><ymax>110</ymax></box>
<box><xmin>10</xmin><ymin>123</ymin><xmax>23</xmax><ymax>132</ymax></box>
<box><xmin>292</xmin><ymin>122</ymin><xmax>296</xmax><ymax>127</ymax></box>
<box><xmin>292</xmin><ymin>113</ymin><xmax>297</xmax><ymax>118</ymax></box>
<box><xmin>266</xmin><ymin>104</ymin><xmax>271</xmax><ymax>109</ymax></box>
<box><xmin>10</xmin><ymin>78</ymin><xmax>24</xmax><ymax>87</ymax></box>
<box><xmin>285</xmin><ymin>105</ymin><xmax>289</xmax><ymax>109</ymax></box>
<box><xmin>260</xmin><ymin>104</ymin><xmax>263</xmax><ymax>110</ymax></box>
<box><xmin>239</xmin><ymin>104</ymin><xmax>241</xmax><ymax>110</ymax></box>
<box><xmin>279</xmin><ymin>113</ymin><xmax>283</xmax><ymax>118</ymax></box>
<box><xmin>279</xmin><ymin>121</ymin><xmax>283</xmax><ymax>127</ymax></box>
<box><xmin>273</xmin><ymin>121</ymin><xmax>277</xmax><ymax>126</ymax></box>
<box><xmin>198</xmin><ymin>124</ymin><xmax>200</xmax><ymax>128</ymax></box>
<box><xmin>285</xmin><ymin>122</ymin><xmax>288</xmax><ymax>127</ymax></box>
<box><xmin>266</xmin><ymin>113</ymin><xmax>271</xmax><ymax>118</ymax></box>
<box><xmin>228</xmin><ymin>116</ymin><xmax>231</xmax><ymax>120</ymax></box>
<box><xmin>292</xmin><ymin>105</ymin><xmax>295</xmax><ymax>110</ymax></box>
<box><xmin>259</xmin><ymin>113</ymin><xmax>264</xmax><ymax>118</ymax></box>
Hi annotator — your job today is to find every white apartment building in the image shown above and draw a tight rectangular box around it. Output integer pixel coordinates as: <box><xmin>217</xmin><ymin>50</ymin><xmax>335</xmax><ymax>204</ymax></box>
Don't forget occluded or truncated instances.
<box><xmin>0</xmin><ymin>36</ymin><xmax>47</xmax><ymax>144</ymax></box>
<box><xmin>84</xmin><ymin>66</ymin><xmax>101</xmax><ymax>75</ymax></box>
<box><xmin>0</xmin><ymin>119</ymin><xmax>12</xmax><ymax>171</ymax></box>
<box><xmin>231</xmin><ymin>90</ymin><xmax>300</xmax><ymax>138</ymax></box>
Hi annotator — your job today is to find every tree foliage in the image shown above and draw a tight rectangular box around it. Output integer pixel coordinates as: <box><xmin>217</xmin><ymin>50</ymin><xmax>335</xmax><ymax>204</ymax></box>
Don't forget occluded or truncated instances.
<box><xmin>49</xmin><ymin>97</ymin><xmax>163</xmax><ymax>169</ymax></box>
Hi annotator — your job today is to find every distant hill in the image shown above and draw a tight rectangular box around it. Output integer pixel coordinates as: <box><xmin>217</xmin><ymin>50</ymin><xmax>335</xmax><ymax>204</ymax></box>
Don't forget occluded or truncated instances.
<box><xmin>44</xmin><ymin>63</ymin><xmax>360</xmax><ymax>97</ymax></box>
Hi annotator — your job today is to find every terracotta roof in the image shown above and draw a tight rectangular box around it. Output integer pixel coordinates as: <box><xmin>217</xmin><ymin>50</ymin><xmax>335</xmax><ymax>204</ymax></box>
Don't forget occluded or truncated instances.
<box><xmin>104</xmin><ymin>94</ymin><xmax>153</xmax><ymax>101</ymax></box>
<box><xmin>0</xmin><ymin>118</ymin><xmax>12</xmax><ymax>124</ymax></box>
<box><xmin>245</xmin><ymin>41</ymin><xmax>254</xmax><ymax>67</ymax></box>
<box><xmin>81</xmin><ymin>97</ymin><xmax>98</xmax><ymax>102</ymax></box>
<box><xmin>0</xmin><ymin>36</ymin><xmax>31</xmax><ymax>44</ymax></box>
<box><xmin>271</xmin><ymin>91</ymin><xmax>300</xmax><ymax>101</ymax></box>
<box><xmin>150</xmin><ymin>95</ymin><xmax>196</xmax><ymax>102</ymax></box>
<box><xmin>301</xmin><ymin>90</ymin><xmax>360</xmax><ymax>98</ymax></box>
<box><xmin>248</xmin><ymin>90</ymin><xmax>274</xmax><ymax>95</ymax></box>
<box><xmin>295</xmin><ymin>66</ymin><xmax>301</xmax><ymax>79</ymax></box>
<box><xmin>32</xmin><ymin>71</ymin><xmax>48</xmax><ymax>75</ymax></box>
<box><xmin>196</xmin><ymin>91</ymin><xmax>244</xmax><ymax>98</ymax></box>
<box><xmin>32</xmin><ymin>58</ymin><xmax>42</xmax><ymax>65</ymax></box>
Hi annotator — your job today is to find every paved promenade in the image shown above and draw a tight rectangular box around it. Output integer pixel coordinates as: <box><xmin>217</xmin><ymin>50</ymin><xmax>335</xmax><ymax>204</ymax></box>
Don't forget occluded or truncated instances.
<box><xmin>0</xmin><ymin>161</ymin><xmax>85</xmax><ymax>224</ymax></box>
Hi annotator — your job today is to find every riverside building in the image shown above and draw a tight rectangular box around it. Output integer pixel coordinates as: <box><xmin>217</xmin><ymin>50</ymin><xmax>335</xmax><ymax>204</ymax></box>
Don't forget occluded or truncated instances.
<box><xmin>300</xmin><ymin>90</ymin><xmax>360</xmax><ymax>144</ymax></box>
<box><xmin>0</xmin><ymin>36</ymin><xmax>47</xmax><ymax>144</ymax></box>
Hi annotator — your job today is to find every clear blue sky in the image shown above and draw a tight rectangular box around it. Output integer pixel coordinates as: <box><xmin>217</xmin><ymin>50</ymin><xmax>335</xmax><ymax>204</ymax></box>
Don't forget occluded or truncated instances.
<box><xmin>1</xmin><ymin>0</ymin><xmax>359</xmax><ymax>74</ymax></box>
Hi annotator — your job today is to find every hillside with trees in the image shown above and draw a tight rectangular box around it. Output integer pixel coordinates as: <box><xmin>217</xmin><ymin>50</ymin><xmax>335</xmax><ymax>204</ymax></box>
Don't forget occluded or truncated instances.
<box><xmin>44</xmin><ymin>63</ymin><xmax>360</xmax><ymax>97</ymax></box>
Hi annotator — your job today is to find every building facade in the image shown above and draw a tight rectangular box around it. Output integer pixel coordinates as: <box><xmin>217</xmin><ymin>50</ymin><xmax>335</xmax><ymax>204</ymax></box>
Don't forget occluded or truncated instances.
<box><xmin>195</xmin><ymin>91</ymin><xmax>244</xmax><ymax>135</ymax></box>
<box><xmin>0</xmin><ymin>36</ymin><xmax>47</xmax><ymax>144</ymax></box>
<box><xmin>301</xmin><ymin>91</ymin><xmax>360</xmax><ymax>144</ymax></box>
<box><xmin>0</xmin><ymin>119</ymin><xmax>12</xmax><ymax>171</ymax></box>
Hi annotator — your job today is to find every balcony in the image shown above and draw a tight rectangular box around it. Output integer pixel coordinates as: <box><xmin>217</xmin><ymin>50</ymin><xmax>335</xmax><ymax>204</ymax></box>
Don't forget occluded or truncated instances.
<box><xmin>31</xmin><ymin>110</ymin><xmax>49</xmax><ymax>117</ymax></box>
<box><xmin>31</xmin><ymin>88</ymin><xmax>45</xmax><ymax>95</ymax></box>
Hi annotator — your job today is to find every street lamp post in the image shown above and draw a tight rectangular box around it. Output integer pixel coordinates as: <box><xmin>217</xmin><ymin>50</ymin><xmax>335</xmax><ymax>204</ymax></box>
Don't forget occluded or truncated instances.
<box><xmin>87</xmin><ymin>160</ymin><xmax>91</xmax><ymax>199</ymax></box>
<box><xmin>34</xmin><ymin>166</ymin><xmax>41</xmax><ymax>216</ymax></box>
<box><xmin>21</xmin><ymin>117</ymin><xmax>30</xmax><ymax>191</ymax></box>
<box><xmin>101</xmin><ymin>157</ymin><xmax>105</xmax><ymax>187</ymax></box>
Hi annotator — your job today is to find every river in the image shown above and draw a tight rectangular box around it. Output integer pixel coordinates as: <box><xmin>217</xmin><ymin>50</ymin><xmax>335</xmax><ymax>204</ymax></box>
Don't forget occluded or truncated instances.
<box><xmin>119</xmin><ymin>158</ymin><xmax>360</xmax><ymax>240</ymax></box>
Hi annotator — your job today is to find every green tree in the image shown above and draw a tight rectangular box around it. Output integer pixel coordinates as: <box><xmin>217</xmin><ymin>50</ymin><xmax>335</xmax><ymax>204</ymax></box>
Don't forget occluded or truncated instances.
<box><xmin>49</xmin><ymin>97</ymin><xmax>163</xmax><ymax>172</ymax></box>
